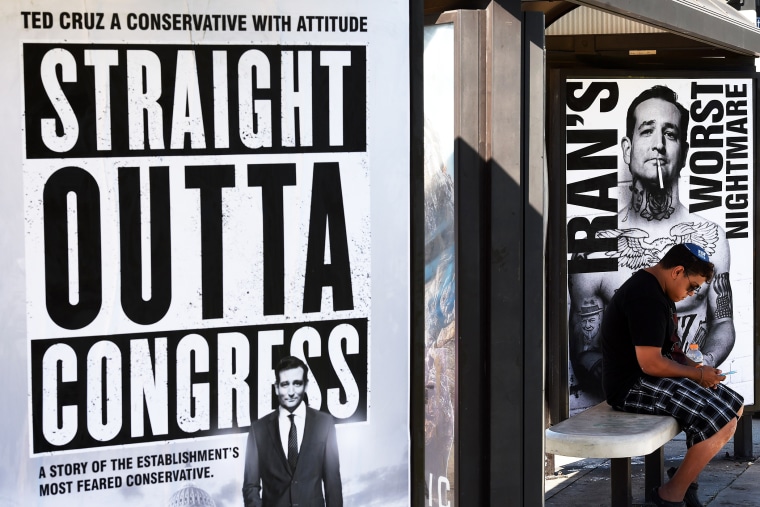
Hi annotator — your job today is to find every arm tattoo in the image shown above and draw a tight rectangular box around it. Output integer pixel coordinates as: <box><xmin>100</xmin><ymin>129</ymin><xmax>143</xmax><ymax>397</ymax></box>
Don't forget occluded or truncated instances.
<box><xmin>712</xmin><ymin>272</ymin><xmax>733</xmax><ymax>319</ymax></box>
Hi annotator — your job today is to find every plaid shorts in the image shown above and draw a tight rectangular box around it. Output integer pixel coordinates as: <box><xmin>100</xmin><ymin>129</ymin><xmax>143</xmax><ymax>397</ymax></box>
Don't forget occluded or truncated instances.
<box><xmin>619</xmin><ymin>375</ymin><xmax>744</xmax><ymax>448</ymax></box>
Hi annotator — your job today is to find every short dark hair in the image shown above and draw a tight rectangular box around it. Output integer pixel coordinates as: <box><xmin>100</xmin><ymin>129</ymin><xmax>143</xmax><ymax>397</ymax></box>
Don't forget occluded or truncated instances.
<box><xmin>274</xmin><ymin>356</ymin><xmax>309</xmax><ymax>383</ymax></box>
<box><xmin>659</xmin><ymin>243</ymin><xmax>714</xmax><ymax>282</ymax></box>
<box><xmin>626</xmin><ymin>85</ymin><xmax>689</xmax><ymax>145</ymax></box>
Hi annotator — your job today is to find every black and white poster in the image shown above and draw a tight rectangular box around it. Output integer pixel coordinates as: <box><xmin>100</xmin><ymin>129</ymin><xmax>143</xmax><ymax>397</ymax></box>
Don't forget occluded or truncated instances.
<box><xmin>2</xmin><ymin>1</ymin><xmax>410</xmax><ymax>505</ymax></box>
<box><xmin>564</xmin><ymin>76</ymin><xmax>755</xmax><ymax>414</ymax></box>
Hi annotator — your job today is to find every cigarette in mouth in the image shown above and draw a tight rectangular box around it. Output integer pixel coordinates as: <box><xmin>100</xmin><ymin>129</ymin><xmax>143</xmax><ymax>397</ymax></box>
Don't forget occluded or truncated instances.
<box><xmin>657</xmin><ymin>159</ymin><xmax>664</xmax><ymax>189</ymax></box>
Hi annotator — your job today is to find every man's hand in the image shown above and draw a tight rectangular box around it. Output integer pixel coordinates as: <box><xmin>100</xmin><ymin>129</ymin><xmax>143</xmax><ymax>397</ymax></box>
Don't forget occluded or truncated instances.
<box><xmin>696</xmin><ymin>366</ymin><xmax>726</xmax><ymax>389</ymax></box>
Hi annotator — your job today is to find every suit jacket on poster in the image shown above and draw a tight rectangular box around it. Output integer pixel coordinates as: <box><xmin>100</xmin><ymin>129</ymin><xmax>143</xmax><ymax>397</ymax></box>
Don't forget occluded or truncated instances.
<box><xmin>242</xmin><ymin>407</ymin><xmax>343</xmax><ymax>507</ymax></box>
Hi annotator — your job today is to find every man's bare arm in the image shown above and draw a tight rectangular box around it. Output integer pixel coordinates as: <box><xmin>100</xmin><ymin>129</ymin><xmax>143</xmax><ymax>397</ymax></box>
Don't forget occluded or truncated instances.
<box><xmin>635</xmin><ymin>345</ymin><xmax>725</xmax><ymax>388</ymax></box>
<box><xmin>702</xmin><ymin>270</ymin><xmax>735</xmax><ymax>367</ymax></box>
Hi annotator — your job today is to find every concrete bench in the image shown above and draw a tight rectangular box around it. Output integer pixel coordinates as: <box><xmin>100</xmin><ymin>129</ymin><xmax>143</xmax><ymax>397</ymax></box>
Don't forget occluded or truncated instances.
<box><xmin>545</xmin><ymin>402</ymin><xmax>681</xmax><ymax>507</ymax></box>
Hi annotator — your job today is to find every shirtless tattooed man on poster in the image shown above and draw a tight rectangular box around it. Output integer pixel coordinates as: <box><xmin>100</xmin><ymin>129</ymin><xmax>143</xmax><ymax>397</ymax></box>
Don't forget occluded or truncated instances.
<box><xmin>569</xmin><ymin>85</ymin><xmax>735</xmax><ymax>399</ymax></box>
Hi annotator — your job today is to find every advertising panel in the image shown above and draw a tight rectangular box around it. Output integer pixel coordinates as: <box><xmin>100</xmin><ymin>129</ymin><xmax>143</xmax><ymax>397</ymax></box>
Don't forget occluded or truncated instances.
<box><xmin>1</xmin><ymin>1</ymin><xmax>410</xmax><ymax>505</ymax></box>
<box><xmin>564</xmin><ymin>76</ymin><xmax>755</xmax><ymax>414</ymax></box>
<box><xmin>423</xmin><ymin>22</ymin><xmax>455</xmax><ymax>507</ymax></box>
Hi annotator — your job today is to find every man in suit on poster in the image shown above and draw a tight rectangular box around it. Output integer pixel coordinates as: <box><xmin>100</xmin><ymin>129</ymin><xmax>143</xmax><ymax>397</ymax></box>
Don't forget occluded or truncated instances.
<box><xmin>243</xmin><ymin>356</ymin><xmax>343</xmax><ymax>507</ymax></box>
<box><xmin>569</xmin><ymin>84</ymin><xmax>736</xmax><ymax>402</ymax></box>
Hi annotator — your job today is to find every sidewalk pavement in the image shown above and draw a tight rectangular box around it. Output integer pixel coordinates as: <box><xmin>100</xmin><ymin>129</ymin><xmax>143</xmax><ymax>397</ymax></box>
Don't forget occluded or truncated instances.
<box><xmin>545</xmin><ymin>414</ymin><xmax>760</xmax><ymax>506</ymax></box>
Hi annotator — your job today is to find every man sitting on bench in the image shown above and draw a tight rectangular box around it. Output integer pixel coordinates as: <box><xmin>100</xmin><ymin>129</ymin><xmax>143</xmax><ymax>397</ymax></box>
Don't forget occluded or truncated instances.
<box><xmin>601</xmin><ymin>243</ymin><xmax>744</xmax><ymax>507</ymax></box>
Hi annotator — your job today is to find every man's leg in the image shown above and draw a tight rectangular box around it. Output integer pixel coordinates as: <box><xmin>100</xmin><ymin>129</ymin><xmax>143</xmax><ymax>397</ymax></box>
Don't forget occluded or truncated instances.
<box><xmin>657</xmin><ymin>406</ymin><xmax>743</xmax><ymax>502</ymax></box>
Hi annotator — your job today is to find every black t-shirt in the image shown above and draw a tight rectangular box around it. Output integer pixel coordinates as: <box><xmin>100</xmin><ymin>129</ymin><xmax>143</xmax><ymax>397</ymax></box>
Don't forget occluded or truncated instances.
<box><xmin>601</xmin><ymin>269</ymin><xmax>676</xmax><ymax>406</ymax></box>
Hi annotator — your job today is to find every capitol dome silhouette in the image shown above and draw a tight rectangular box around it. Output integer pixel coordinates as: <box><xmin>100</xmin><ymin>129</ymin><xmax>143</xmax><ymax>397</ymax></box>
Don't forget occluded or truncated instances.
<box><xmin>168</xmin><ymin>482</ymin><xmax>216</xmax><ymax>507</ymax></box>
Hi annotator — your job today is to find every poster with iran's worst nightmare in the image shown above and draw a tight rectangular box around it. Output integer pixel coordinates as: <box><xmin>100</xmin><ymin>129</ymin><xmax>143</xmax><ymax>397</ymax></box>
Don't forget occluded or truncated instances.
<box><xmin>563</xmin><ymin>76</ymin><xmax>755</xmax><ymax>415</ymax></box>
<box><xmin>2</xmin><ymin>1</ymin><xmax>410</xmax><ymax>506</ymax></box>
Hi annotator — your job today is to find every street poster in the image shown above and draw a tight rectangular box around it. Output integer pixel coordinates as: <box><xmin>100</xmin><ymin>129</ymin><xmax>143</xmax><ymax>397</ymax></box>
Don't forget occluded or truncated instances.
<box><xmin>1</xmin><ymin>1</ymin><xmax>411</xmax><ymax>505</ymax></box>
<box><xmin>423</xmin><ymin>21</ymin><xmax>455</xmax><ymax>507</ymax></box>
<box><xmin>564</xmin><ymin>76</ymin><xmax>755</xmax><ymax>414</ymax></box>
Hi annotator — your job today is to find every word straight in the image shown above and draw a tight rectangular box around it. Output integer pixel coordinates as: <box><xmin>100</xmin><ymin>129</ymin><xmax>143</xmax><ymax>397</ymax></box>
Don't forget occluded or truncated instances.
<box><xmin>23</xmin><ymin>43</ymin><xmax>367</xmax><ymax>158</ymax></box>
